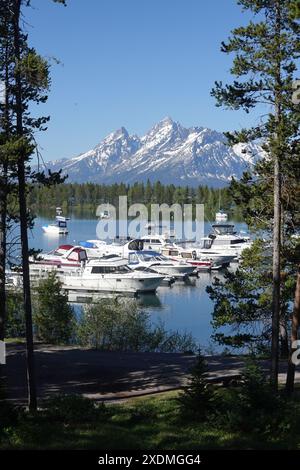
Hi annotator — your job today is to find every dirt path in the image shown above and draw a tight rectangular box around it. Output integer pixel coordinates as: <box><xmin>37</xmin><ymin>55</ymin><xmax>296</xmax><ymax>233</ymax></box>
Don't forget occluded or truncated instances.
<box><xmin>2</xmin><ymin>343</ymin><xmax>299</xmax><ymax>403</ymax></box>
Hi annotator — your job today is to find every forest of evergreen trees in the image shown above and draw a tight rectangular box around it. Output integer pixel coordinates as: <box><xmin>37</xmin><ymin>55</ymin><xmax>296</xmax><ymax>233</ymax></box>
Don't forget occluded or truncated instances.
<box><xmin>28</xmin><ymin>181</ymin><xmax>237</xmax><ymax>218</ymax></box>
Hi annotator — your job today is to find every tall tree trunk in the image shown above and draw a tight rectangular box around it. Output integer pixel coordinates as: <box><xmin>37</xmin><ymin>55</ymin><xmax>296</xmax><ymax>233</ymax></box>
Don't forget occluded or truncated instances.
<box><xmin>0</xmin><ymin>28</ymin><xmax>11</xmax><ymax>396</ymax></box>
<box><xmin>0</xmin><ymin>165</ymin><xmax>7</xmax><ymax>342</ymax></box>
<box><xmin>279</xmin><ymin>314</ymin><xmax>289</xmax><ymax>359</ymax></box>
<box><xmin>0</xmin><ymin>31</ymin><xmax>10</xmax><ymax>343</ymax></box>
<box><xmin>285</xmin><ymin>266</ymin><xmax>300</xmax><ymax>395</ymax></box>
<box><xmin>270</xmin><ymin>0</ymin><xmax>282</xmax><ymax>391</ymax></box>
<box><xmin>270</xmin><ymin>155</ymin><xmax>281</xmax><ymax>390</ymax></box>
<box><xmin>0</xmin><ymin>168</ymin><xmax>7</xmax><ymax>398</ymax></box>
<box><xmin>12</xmin><ymin>0</ymin><xmax>37</xmax><ymax>411</ymax></box>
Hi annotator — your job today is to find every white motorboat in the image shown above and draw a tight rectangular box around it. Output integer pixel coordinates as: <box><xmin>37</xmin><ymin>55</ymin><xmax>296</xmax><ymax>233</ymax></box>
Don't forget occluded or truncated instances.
<box><xmin>194</xmin><ymin>223</ymin><xmax>252</xmax><ymax>260</ymax></box>
<box><xmin>141</xmin><ymin>233</ymin><xmax>174</xmax><ymax>253</ymax></box>
<box><xmin>128</xmin><ymin>250</ymin><xmax>196</xmax><ymax>278</ymax></box>
<box><xmin>215</xmin><ymin>210</ymin><xmax>228</xmax><ymax>222</ymax></box>
<box><xmin>142</xmin><ymin>232</ymin><xmax>232</xmax><ymax>269</ymax></box>
<box><xmin>160</xmin><ymin>246</ymin><xmax>213</xmax><ymax>271</ymax></box>
<box><xmin>29</xmin><ymin>244</ymin><xmax>88</xmax><ymax>279</ymax></box>
<box><xmin>182</xmin><ymin>240</ymin><xmax>236</xmax><ymax>266</ymax></box>
<box><xmin>42</xmin><ymin>208</ymin><xmax>70</xmax><ymax>235</ymax></box>
<box><xmin>80</xmin><ymin>238</ymin><xmax>145</xmax><ymax>259</ymax></box>
<box><xmin>63</xmin><ymin>256</ymin><xmax>164</xmax><ymax>294</ymax></box>
<box><xmin>211</xmin><ymin>223</ymin><xmax>252</xmax><ymax>256</ymax></box>
<box><xmin>99</xmin><ymin>209</ymin><xmax>110</xmax><ymax>219</ymax></box>
<box><xmin>78</xmin><ymin>240</ymin><xmax>108</xmax><ymax>258</ymax></box>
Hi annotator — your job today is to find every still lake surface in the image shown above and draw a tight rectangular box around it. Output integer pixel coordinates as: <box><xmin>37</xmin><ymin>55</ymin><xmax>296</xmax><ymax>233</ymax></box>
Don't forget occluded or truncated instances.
<box><xmin>28</xmin><ymin>216</ymin><xmax>248</xmax><ymax>351</ymax></box>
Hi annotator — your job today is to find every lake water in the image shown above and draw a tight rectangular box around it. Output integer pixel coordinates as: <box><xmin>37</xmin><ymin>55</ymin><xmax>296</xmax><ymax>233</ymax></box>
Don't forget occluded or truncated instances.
<box><xmin>28</xmin><ymin>216</ymin><xmax>248</xmax><ymax>352</ymax></box>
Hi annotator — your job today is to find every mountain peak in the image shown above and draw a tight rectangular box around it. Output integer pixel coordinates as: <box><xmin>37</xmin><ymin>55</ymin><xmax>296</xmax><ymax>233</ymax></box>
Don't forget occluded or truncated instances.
<box><xmin>146</xmin><ymin>116</ymin><xmax>185</xmax><ymax>139</ymax></box>
<box><xmin>45</xmin><ymin>119</ymin><xmax>264</xmax><ymax>187</ymax></box>
<box><xmin>160</xmin><ymin>116</ymin><xmax>174</xmax><ymax>125</ymax></box>
<box><xmin>105</xmin><ymin>126</ymin><xmax>129</xmax><ymax>142</ymax></box>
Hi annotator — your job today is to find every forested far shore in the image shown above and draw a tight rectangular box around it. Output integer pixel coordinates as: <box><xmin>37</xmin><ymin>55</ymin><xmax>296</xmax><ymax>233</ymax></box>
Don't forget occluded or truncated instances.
<box><xmin>28</xmin><ymin>181</ymin><xmax>241</xmax><ymax>219</ymax></box>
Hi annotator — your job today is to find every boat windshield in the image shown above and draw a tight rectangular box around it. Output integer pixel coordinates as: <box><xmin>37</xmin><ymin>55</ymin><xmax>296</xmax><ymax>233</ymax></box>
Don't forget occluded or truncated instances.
<box><xmin>128</xmin><ymin>240</ymin><xmax>144</xmax><ymax>251</ymax></box>
<box><xmin>153</xmin><ymin>254</ymin><xmax>168</xmax><ymax>261</ymax></box>
<box><xmin>161</xmin><ymin>249</ymin><xmax>179</xmax><ymax>257</ymax></box>
<box><xmin>201</xmin><ymin>239</ymin><xmax>213</xmax><ymax>249</ymax></box>
<box><xmin>181</xmin><ymin>251</ymin><xmax>192</xmax><ymax>259</ymax></box>
<box><xmin>136</xmin><ymin>253</ymin><xmax>164</xmax><ymax>262</ymax></box>
<box><xmin>51</xmin><ymin>250</ymin><xmax>64</xmax><ymax>256</ymax></box>
<box><xmin>212</xmin><ymin>224</ymin><xmax>236</xmax><ymax>235</ymax></box>
<box><xmin>91</xmin><ymin>265</ymin><xmax>132</xmax><ymax>274</ymax></box>
<box><xmin>134</xmin><ymin>266</ymin><xmax>157</xmax><ymax>274</ymax></box>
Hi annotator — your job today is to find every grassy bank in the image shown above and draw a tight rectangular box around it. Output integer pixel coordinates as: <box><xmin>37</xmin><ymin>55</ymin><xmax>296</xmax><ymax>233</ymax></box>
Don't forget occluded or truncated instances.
<box><xmin>1</xmin><ymin>391</ymin><xmax>300</xmax><ymax>450</ymax></box>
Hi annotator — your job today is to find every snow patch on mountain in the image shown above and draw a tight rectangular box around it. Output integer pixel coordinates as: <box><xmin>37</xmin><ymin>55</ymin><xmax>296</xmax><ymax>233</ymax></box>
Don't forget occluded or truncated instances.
<box><xmin>44</xmin><ymin>118</ymin><xmax>264</xmax><ymax>187</ymax></box>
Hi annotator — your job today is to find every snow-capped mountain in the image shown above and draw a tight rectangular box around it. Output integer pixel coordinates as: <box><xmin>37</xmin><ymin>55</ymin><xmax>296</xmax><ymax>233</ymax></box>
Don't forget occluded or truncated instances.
<box><xmin>44</xmin><ymin>117</ymin><xmax>263</xmax><ymax>187</ymax></box>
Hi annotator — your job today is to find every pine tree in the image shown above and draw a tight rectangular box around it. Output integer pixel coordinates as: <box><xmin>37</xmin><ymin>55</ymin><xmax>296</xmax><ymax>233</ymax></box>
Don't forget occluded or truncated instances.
<box><xmin>0</xmin><ymin>0</ymin><xmax>66</xmax><ymax>410</ymax></box>
<box><xmin>211</xmin><ymin>0</ymin><xmax>300</xmax><ymax>390</ymax></box>
<box><xmin>178</xmin><ymin>351</ymin><xmax>213</xmax><ymax>419</ymax></box>
<box><xmin>0</xmin><ymin>2</ymin><xmax>12</xmax><ymax>342</ymax></box>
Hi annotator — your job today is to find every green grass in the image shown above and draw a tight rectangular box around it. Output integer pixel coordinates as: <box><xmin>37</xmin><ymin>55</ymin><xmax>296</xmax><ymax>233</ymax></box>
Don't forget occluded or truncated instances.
<box><xmin>1</xmin><ymin>391</ymin><xmax>300</xmax><ymax>450</ymax></box>
<box><xmin>4</xmin><ymin>337</ymin><xmax>25</xmax><ymax>344</ymax></box>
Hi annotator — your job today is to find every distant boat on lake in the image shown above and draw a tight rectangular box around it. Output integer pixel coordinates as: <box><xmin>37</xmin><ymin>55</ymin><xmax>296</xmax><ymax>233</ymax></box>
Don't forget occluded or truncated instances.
<box><xmin>215</xmin><ymin>210</ymin><xmax>228</xmax><ymax>222</ymax></box>
<box><xmin>42</xmin><ymin>207</ymin><xmax>70</xmax><ymax>235</ymax></box>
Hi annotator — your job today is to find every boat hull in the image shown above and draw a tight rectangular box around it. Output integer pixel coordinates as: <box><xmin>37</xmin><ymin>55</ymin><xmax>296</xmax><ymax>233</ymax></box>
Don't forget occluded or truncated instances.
<box><xmin>63</xmin><ymin>274</ymin><xmax>164</xmax><ymax>294</ymax></box>
<box><xmin>142</xmin><ymin>264</ymin><xmax>195</xmax><ymax>277</ymax></box>
<box><xmin>42</xmin><ymin>226</ymin><xmax>68</xmax><ymax>235</ymax></box>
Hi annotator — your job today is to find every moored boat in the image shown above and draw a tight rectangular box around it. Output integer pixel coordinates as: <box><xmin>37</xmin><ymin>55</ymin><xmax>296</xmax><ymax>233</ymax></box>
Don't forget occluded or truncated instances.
<box><xmin>215</xmin><ymin>210</ymin><xmax>228</xmax><ymax>222</ymax></box>
<box><xmin>29</xmin><ymin>245</ymin><xmax>88</xmax><ymax>279</ymax></box>
<box><xmin>160</xmin><ymin>246</ymin><xmax>213</xmax><ymax>271</ymax></box>
<box><xmin>62</xmin><ymin>256</ymin><xmax>164</xmax><ymax>294</ymax></box>
<box><xmin>42</xmin><ymin>208</ymin><xmax>70</xmax><ymax>235</ymax></box>
<box><xmin>128</xmin><ymin>250</ymin><xmax>196</xmax><ymax>278</ymax></box>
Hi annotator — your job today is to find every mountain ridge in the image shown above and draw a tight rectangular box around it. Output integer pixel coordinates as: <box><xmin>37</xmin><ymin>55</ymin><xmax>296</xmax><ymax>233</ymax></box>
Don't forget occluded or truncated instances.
<box><xmin>44</xmin><ymin>117</ymin><xmax>263</xmax><ymax>187</ymax></box>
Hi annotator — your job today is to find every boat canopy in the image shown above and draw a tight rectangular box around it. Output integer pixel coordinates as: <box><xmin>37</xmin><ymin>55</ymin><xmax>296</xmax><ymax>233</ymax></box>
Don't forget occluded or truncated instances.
<box><xmin>79</xmin><ymin>241</ymin><xmax>96</xmax><ymax>248</ymax></box>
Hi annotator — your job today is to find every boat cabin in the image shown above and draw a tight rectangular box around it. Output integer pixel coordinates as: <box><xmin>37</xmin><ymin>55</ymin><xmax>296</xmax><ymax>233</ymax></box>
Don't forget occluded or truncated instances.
<box><xmin>141</xmin><ymin>235</ymin><xmax>173</xmax><ymax>250</ymax></box>
<box><xmin>161</xmin><ymin>247</ymin><xmax>197</xmax><ymax>260</ymax></box>
<box><xmin>211</xmin><ymin>224</ymin><xmax>236</xmax><ymax>236</ymax></box>
<box><xmin>84</xmin><ymin>258</ymin><xmax>132</xmax><ymax>275</ymax></box>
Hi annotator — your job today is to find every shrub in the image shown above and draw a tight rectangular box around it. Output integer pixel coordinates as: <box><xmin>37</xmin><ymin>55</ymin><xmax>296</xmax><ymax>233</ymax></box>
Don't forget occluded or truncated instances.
<box><xmin>178</xmin><ymin>352</ymin><xmax>214</xmax><ymax>420</ymax></box>
<box><xmin>5</xmin><ymin>293</ymin><xmax>25</xmax><ymax>338</ymax></box>
<box><xmin>43</xmin><ymin>394</ymin><xmax>102</xmax><ymax>423</ymax></box>
<box><xmin>34</xmin><ymin>273</ymin><xmax>75</xmax><ymax>344</ymax></box>
<box><xmin>77</xmin><ymin>298</ymin><xmax>196</xmax><ymax>353</ymax></box>
<box><xmin>214</xmin><ymin>359</ymin><xmax>285</xmax><ymax>434</ymax></box>
<box><xmin>0</xmin><ymin>401</ymin><xmax>21</xmax><ymax>438</ymax></box>
<box><xmin>128</xmin><ymin>401</ymin><xmax>158</xmax><ymax>424</ymax></box>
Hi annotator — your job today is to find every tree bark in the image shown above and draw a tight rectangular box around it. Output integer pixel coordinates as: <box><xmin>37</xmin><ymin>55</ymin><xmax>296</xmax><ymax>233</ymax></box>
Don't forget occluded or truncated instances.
<box><xmin>285</xmin><ymin>266</ymin><xmax>300</xmax><ymax>395</ymax></box>
<box><xmin>270</xmin><ymin>0</ymin><xmax>282</xmax><ymax>391</ymax></box>
<box><xmin>0</xmin><ymin>27</ymin><xmax>10</xmax><ymax>343</ymax></box>
<box><xmin>0</xmin><ymin>20</ymin><xmax>11</xmax><ymax>396</ymax></box>
<box><xmin>270</xmin><ymin>155</ymin><xmax>281</xmax><ymax>390</ymax></box>
<box><xmin>12</xmin><ymin>0</ymin><xmax>37</xmax><ymax>411</ymax></box>
<box><xmin>0</xmin><ymin>164</ymin><xmax>7</xmax><ymax>344</ymax></box>
<box><xmin>0</xmin><ymin>165</ymin><xmax>8</xmax><ymax>342</ymax></box>
<box><xmin>279</xmin><ymin>315</ymin><xmax>289</xmax><ymax>359</ymax></box>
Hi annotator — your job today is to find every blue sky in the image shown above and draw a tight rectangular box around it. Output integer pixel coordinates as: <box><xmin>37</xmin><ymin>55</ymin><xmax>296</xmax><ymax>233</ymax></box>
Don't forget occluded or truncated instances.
<box><xmin>25</xmin><ymin>0</ymin><xmax>264</xmax><ymax>162</ymax></box>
